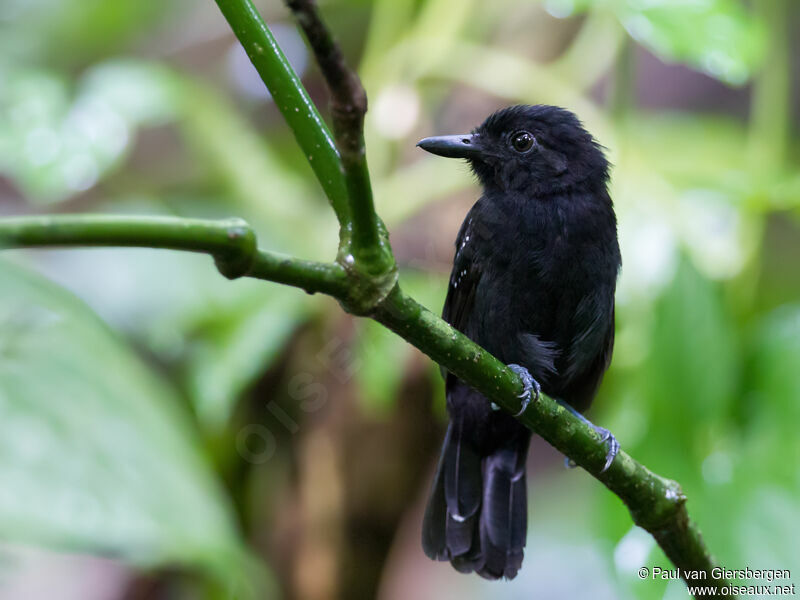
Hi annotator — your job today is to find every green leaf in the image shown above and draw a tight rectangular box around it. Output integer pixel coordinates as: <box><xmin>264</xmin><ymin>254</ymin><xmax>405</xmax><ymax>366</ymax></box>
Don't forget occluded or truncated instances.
<box><xmin>619</xmin><ymin>0</ymin><xmax>766</xmax><ymax>86</ymax></box>
<box><xmin>545</xmin><ymin>0</ymin><xmax>766</xmax><ymax>85</ymax></box>
<box><xmin>0</xmin><ymin>258</ymin><xmax>244</xmax><ymax>576</ymax></box>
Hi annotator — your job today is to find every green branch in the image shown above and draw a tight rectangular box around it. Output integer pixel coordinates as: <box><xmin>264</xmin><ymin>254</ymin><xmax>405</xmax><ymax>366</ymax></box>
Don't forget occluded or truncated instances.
<box><xmin>216</xmin><ymin>0</ymin><xmax>396</xmax><ymax>303</ymax></box>
<box><xmin>0</xmin><ymin>215</ymin><xmax>347</xmax><ymax>297</ymax></box>
<box><xmin>213</xmin><ymin>0</ymin><xmax>350</xmax><ymax>225</ymax></box>
<box><xmin>284</xmin><ymin>0</ymin><xmax>391</xmax><ymax>274</ymax></box>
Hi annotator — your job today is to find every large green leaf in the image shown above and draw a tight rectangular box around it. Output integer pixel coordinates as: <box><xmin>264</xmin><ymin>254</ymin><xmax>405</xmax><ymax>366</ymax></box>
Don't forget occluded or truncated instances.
<box><xmin>618</xmin><ymin>0</ymin><xmax>765</xmax><ymax>86</ymax></box>
<box><xmin>0</xmin><ymin>258</ymin><xmax>244</xmax><ymax>576</ymax></box>
<box><xmin>545</xmin><ymin>0</ymin><xmax>766</xmax><ymax>85</ymax></box>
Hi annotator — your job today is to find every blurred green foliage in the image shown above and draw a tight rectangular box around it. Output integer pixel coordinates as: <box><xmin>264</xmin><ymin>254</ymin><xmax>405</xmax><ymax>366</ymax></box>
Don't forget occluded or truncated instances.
<box><xmin>0</xmin><ymin>259</ymin><xmax>259</xmax><ymax>593</ymax></box>
<box><xmin>0</xmin><ymin>61</ymin><xmax>177</xmax><ymax>201</ymax></box>
<box><xmin>0</xmin><ymin>0</ymin><xmax>798</xmax><ymax>597</ymax></box>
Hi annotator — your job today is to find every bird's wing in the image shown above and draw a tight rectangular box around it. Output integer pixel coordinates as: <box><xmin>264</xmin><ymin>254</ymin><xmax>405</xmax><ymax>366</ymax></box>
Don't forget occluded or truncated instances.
<box><xmin>564</xmin><ymin>290</ymin><xmax>615</xmax><ymax>383</ymax></box>
<box><xmin>442</xmin><ymin>214</ymin><xmax>481</xmax><ymax>333</ymax></box>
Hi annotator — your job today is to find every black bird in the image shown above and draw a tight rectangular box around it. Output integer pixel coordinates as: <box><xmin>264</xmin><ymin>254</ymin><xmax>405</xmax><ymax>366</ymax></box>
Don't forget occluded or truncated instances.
<box><xmin>417</xmin><ymin>105</ymin><xmax>621</xmax><ymax>580</ymax></box>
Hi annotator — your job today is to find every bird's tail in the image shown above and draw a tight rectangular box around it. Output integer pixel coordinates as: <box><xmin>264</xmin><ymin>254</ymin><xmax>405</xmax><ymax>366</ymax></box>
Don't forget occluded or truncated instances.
<box><xmin>421</xmin><ymin>413</ymin><xmax>530</xmax><ymax>580</ymax></box>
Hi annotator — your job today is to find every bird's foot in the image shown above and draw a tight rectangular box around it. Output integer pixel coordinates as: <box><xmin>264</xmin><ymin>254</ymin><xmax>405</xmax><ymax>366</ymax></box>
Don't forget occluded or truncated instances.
<box><xmin>591</xmin><ymin>423</ymin><xmax>620</xmax><ymax>472</ymax></box>
<box><xmin>507</xmin><ymin>364</ymin><xmax>541</xmax><ymax>417</ymax></box>
<box><xmin>556</xmin><ymin>400</ymin><xmax>620</xmax><ymax>473</ymax></box>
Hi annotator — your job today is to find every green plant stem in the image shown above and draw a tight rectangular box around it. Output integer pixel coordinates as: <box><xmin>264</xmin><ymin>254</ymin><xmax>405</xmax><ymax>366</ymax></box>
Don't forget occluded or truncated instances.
<box><xmin>0</xmin><ymin>213</ymin><xmax>727</xmax><ymax>596</ymax></box>
<box><xmin>0</xmin><ymin>215</ymin><xmax>348</xmax><ymax>297</ymax></box>
<box><xmin>284</xmin><ymin>0</ymin><xmax>393</xmax><ymax>274</ymax></box>
<box><xmin>249</xmin><ymin>251</ymin><xmax>348</xmax><ymax>297</ymax></box>
<box><xmin>213</xmin><ymin>0</ymin><xmax>350</xmax><ymax>225</ymax></box>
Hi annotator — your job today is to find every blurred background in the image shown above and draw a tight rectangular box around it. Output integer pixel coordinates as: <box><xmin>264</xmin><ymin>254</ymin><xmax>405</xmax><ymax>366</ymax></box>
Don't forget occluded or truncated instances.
<box><xmin>0</xmin><ymin>0</ymin><xmax>798</xmax><ymax>598</ymax></box>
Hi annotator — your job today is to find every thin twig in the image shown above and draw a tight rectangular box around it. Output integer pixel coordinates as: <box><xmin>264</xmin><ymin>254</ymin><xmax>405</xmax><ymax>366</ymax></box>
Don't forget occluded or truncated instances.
<box><xmin>285</xmin><ymin>0</ymin><xmax>366</xmax><ymax>152</ymax></box>
<box><xmin>285</xmin><ymin>0</ymin><xmax>387</xmax><ymax>266</ymax></box>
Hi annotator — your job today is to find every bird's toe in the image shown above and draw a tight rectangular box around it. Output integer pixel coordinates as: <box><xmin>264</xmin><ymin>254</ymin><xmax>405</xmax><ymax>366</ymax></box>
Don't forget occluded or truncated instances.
<box><xmin>507</xmin><ymin>364</ymin><xmax>540</xmax><ymax>416</ymax></box>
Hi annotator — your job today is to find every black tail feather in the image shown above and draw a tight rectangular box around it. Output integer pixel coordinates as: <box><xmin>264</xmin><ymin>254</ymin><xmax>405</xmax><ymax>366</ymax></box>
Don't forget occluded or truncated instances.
<box><xmin>444</xmin><ymin>509</ymin><xmax>475</xmax><ymax>556</ymax></box>
<box><xmin>475</xmin><ymin>443</ymin><xmax>529</xmax><ymax>579</ymax></box>
<box><xmin>422</xmin><ymin>414</ymin><xmax>530</xmax><ymax>580</ymax></box>
<box><xmin>421</xmin><ymin>425</ymin><xmax>450</xmax><ymax>560</ymax></box>
<box><xmin>443</xmin><ymin>417</ymin><xmax>482</xmax><ymax>520</ymax></box>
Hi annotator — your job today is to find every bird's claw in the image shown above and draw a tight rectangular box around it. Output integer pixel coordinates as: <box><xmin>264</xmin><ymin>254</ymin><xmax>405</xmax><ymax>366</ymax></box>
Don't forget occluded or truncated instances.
<box><xmin>508</xmin><ymin>364</ymin><xmax>540</xmax><ymax>417</ymax></box>
<box><xmin>554</xmin><ymin>399</ymin><xmax>620</xmax><ymax>473</ymax></box>
<box><xmin>591</xmin><ymin>425</ymin><xmax>619</xmax><ymax>473</ymax></box>
<box><xmin>563</xmin><ymin>427</ymin><xmax>617</xmax><ymax>471</ymax></box>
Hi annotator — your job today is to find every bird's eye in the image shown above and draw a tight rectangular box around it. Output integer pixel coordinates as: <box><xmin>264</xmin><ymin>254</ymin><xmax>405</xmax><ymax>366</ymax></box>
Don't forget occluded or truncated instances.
<box><xmin>510</xmin><ymin>131</ymin><xmax>535</xmax><ymax>153</ymax></box>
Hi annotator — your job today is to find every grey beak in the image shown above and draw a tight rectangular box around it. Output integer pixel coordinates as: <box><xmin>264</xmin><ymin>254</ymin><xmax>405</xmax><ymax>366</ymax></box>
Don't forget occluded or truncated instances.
<box><xmin>417</xmin><ymin>134</ymin><xmax>482</xmax><ymax>159</ymax></box>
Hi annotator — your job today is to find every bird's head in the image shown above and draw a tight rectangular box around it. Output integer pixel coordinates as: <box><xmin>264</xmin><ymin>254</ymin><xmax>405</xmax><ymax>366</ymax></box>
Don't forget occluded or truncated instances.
<box><xmin>417</xmin><ymin>105</ymin><xmax>609</xmax><ymax>195</ymax></box>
